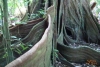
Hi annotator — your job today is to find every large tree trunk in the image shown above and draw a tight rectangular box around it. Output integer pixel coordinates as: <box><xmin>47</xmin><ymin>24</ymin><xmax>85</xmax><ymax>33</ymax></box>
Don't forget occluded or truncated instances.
<box><xmin>0</xmin><ymin>0</ymin><xmax>55</xmax><ymax>66</ymax></box>
<box><xmin>57</xmin><ymin>0</ymin><xmax>100</xmax><ymax>66</ymax></box>
<box><xmin>5</xmin><ymin>6</ymin><xmax>55</xmax><ymax>67</ymax></box>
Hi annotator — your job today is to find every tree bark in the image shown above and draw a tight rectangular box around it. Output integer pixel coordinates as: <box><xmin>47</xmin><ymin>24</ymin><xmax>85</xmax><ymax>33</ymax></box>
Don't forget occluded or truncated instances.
<box><xmin>57</xmin><ymin>0</ymin><xmax>100</xmax><ymax>66</ymax></box>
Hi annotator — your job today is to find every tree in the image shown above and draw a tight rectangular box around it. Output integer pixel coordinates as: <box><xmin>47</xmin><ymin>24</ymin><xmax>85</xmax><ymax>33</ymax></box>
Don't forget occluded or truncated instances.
<box><xmin>1</xmin><ymin>0</ymin><xmax>100</xmax><ymax>67</ymax></box>
<box><xmin>57</xmin><ymin>0</ymin><xmax>100</xmax><ymax>66</ymax></box>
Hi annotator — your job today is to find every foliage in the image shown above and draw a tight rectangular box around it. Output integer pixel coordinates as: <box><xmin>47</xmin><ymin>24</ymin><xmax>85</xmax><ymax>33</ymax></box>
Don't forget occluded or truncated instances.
<box><xmin>12</xmin><ymin>43</ymin><xmax>29</xmax><ymax>58</ymax></box>
<box><xmin>91</xmin><ymin>0</ymin><xmax>100</xmax><ymax>16</ymax></box>
<box><xmin>29</xmin><ymin>9</ymin><xmax>46</xmax><ymax>20</ymax></box>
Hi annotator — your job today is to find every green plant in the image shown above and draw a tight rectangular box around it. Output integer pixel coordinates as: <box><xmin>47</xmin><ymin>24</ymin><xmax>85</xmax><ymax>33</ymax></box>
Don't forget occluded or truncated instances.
<box><xmin>12</xmin><ymin>42</ymin><xmax>30</xmax><ymax>58</ymax></box>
